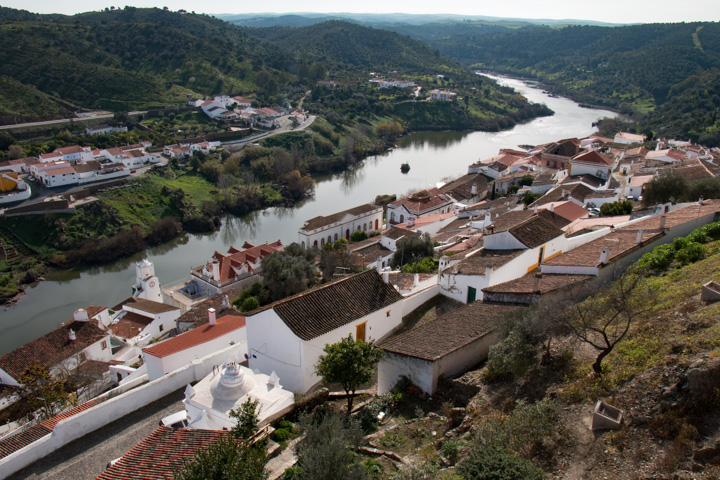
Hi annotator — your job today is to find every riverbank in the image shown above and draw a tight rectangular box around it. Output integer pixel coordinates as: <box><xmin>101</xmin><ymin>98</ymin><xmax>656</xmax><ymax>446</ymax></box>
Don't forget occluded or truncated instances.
<box><xmin>0</xmin><ymin>76</ymin><xmax>619</xmax><ymax>355</ymax></box>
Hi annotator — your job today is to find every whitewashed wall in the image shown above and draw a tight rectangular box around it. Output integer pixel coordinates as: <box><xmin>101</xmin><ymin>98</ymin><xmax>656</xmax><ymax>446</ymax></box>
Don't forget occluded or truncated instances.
<box><xmin>378</xmin><ymin>353</ymin><xmax>434</xmax><ymax>395</ymax></box>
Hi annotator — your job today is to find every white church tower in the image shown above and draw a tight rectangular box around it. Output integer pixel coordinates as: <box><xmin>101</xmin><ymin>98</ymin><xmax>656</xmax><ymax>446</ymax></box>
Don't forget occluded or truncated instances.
<box><xmin>133</xmin><ymin>258</ymin><xmax>163</xmax><ymax>302</ymax></box>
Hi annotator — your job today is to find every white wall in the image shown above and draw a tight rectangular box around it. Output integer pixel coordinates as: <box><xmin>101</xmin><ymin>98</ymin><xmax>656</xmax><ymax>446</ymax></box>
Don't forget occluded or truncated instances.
<box><xmin>483</xmin><ymin>231</ymin><xmax>527</xmax><ymax>250</ymax></box>
<box><xmin>402</xmin><ymin>285</ymin><xmax>440</xmax><ymax>314</ymax></box>
<box><xmin>378</xmin><ymin>352</ymin><xmax>434</xmax><ymax>395</ymax></box>
<box><xmin>0</xmin><ymin>344</ymin><xmax>244</xmax><ymax>479</ymax></box>
<box><xmin>246</xmin><ymin>309</ymin><xmax>305</xmax><ymax>393</ymax></box>
<box><xmin>144</xmin><ymin>327</ymin><xmax>247</xmax><ymax>381</ymax></box>
<box><xmin>433</xmin><ymin>331</ymin><xmax>501</xmax><ymax>391</ymax></box>
<box><xmin>298</xmin><ymin>209</ymin><xmax>383</xmax><ymax>248</ymax></box>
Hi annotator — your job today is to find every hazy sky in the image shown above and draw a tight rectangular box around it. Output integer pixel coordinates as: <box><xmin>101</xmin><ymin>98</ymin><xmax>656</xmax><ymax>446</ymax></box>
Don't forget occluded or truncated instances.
<box><xmin>3</xmin><ymin>0</ymin><xmax>719</xmax><ymax>24</ymax></box>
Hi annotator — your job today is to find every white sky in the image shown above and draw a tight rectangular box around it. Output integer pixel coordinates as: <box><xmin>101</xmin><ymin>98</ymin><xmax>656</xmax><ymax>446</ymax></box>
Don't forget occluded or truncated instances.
<box><xmin>3</xmin><ymin>0</ymin><xmax>719</xmax><ymax>24</ymax></box>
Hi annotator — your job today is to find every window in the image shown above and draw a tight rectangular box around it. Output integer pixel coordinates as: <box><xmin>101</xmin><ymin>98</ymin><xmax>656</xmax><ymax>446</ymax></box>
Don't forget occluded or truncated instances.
<box><xmin>334</xmin><ymin>233</ymin><xmax>338</xmax><ymax>241</ymax></box>
<box><xmin>386</xmin><ymin>310</ymin><xmax>391</xmax><ymax>317</ymax></box>
<box><xmin>400</xmin><ymin>214</ymin><xmax>404</xmax><ymax>223</ymax></box>
<box><xmin>78</xmin><ymin>352</ymin><xmax>86</xmax><ymax>363</ymax></box>
<box><xmin>538</xmin><ymin>246</ymin><xmax>545</xmax><ymax>264</ymax></box>
<box><xmin>159</xmin><ymin>324</ymin><xmax>164</xmax><ymax>332</ymax></box>
<box><xmin>101</xmin><ymin>340</ymin><xmax>108</xmax><ymax>350</ymax></box>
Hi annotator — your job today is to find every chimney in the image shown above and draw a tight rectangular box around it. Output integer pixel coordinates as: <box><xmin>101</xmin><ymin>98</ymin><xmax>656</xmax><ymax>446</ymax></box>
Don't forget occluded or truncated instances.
<box><xmin>484</xmin><ymin>212</ymin><xmax>491</xmax><ymax>223</ymax></box>
<box><xmin>550</xmin><ymin>203</ymin><xmax>555</xmax><ymax>213</ymax></box>
<box><xmin>599</xmin><ymin>248</ymin><xmax>609</xmax><ymax>265</ymax></box>
<box><xmin>659</xmin><ymin>215</ymin><xmax>667</xmax><ymax>231</ymax></box>
<box><xmin>533</xmin><ymin>204</ymin><xmax>538</xmax><ymax>214</ymax></box>
<box><xmin>533</xmin><ymin>273</ymin><xmax>542</xmax><ymax>293</ymax></box>
<box><xmin>73</xmin><ymin>308</ymin><xmax>89</xmax><ymax>322</ymax></box>
<box><xmin>211</xmin><ymin>261</ymin><xmax>220</xmax><ymax>281</ymax></box>
<box><xmin>561</xmin><ymin>189</ymin><xmax>567</xmax><ymax>198</ymax></box>
<box><xmin>414</xmin><ymin>273</ymin><xmax>419</xmax><ymax>288</ymax></box>
<box><xmin>208</xmin><ymin>307</ymin><xmax>216</xmax><ymax>326</ymax></box>
<box><xmin>376</xmin><ymin>256</ymin><xmax>383</xmax><ymax>274</ymax></box>
<box><xmin>68</xmin><ymin>329</ymin><xmax>76</xmax><ymax>341</ymax></box>
<box><xmin>636</xmin><ymin>229</ymin><xmax>643</xmax><ymax>244</ymax></box>
<box><xmin>471</xmin><ymin>182</ymin><xmax>478</xmax><ymax>195</ymax></box>
<box><xmin>407</xmin><ymin>216</ymin><xmax>416</xmax><ymax>228</ymax></box>
<box><xmin>485</xmin><ymin>264</ymin><xmax>493</xmax><ymax>279</ymax></box>
<box><xmin>221</xmin><ymin>295</ymin><xmax>230</xmax><ymax>310</ymax></box>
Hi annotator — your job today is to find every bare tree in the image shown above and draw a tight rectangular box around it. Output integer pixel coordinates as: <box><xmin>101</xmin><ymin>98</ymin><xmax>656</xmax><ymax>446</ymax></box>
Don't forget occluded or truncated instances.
<box><xmin>564</xmin><ymin>273</ymin><xmax>655</xmax><ymax>375</ymax></box>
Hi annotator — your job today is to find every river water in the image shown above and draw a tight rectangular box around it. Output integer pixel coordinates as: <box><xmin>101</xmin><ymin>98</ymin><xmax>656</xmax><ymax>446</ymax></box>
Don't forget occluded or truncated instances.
<box><xmin>0</xmin><ymin>76</ymin><xmax>617</xmax><ymax>355</ymax></box>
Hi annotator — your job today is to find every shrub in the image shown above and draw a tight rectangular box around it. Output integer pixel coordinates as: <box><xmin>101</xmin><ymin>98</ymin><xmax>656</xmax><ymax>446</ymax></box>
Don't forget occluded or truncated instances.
<box><xmin>457</xmin><ymin>445</ymin><xmax>545</xmax><ymax>480</ymax></box>
<box><xmin>240</xmin><ymin>296</ymin><xmax>260</xmax><ymax>312</ymax></box>
<box><xmin>350</xmin><ymin>230</ymin><xmax>368</xmax><ymax>242</ymax></box>
<box><xmin>635</xmin><ymin>244</ymin><xmax>675</xmax><ymax>272</ymax></box>
<box><xmin>676</xmin><ymin>241</ymin><xmax>705</xmax><ymax>264</ymax></box>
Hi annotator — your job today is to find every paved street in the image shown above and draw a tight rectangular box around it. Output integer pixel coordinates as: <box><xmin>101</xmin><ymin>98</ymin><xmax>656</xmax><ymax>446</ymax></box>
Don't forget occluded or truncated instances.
<box><xmin>8</xmin><ymin>388</ymin><xmax>185</xmax><ymax>480</ymax></box>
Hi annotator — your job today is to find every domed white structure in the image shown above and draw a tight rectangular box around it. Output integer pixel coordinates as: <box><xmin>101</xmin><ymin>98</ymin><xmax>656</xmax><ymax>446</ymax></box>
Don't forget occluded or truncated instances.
<box><xmin>182</xmin><ymin>360</ymin><xmax>294</xmax><ymax>432</ymax></box>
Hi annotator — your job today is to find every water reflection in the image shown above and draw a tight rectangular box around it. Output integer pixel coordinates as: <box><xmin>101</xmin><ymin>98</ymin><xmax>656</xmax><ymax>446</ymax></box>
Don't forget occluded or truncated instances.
<box><xmin>340</xmin><ymin>165</ymin><xmax>366</xmax><ymax>192</ymax></box>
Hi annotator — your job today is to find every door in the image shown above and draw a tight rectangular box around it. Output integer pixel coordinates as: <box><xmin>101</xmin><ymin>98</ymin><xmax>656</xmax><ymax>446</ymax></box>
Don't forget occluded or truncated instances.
<box><xmin>467</xmin><ymin>287</ymin><xmax>477</xmax><ymax>303</ymax></box>
<box><xmin>356</xmin><ymin>322</ymin><xmax>366</xmax><ymax>342</ymax></box>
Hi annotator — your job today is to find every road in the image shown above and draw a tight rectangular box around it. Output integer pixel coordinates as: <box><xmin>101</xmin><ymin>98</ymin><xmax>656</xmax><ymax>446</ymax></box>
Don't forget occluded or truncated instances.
<box><xmin>0</xmin><ymin>112</ymin><xmax>147</xmax><ymax>131</ymax></box>
<box><xmin>8</xmin><ymin>389</ymin><xmax>186</xmax><ymax>480</ymax></box>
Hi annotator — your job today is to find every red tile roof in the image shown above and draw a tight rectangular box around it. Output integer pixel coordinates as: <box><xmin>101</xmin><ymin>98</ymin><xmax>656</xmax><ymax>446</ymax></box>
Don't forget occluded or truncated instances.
<box><xmin>538</xmin><ymin>201</ymin><xmax>589</xmax><ymax>222</ymax></box>
<box><xmin>388</xmin><ymin>188</ymin><xmax>453</xmax><ymax>215</ymax></box>
<box><xmin>96</xmin><ymin>427</ymin><xmax>227</xmax><ymax>480</ymax></box>
<box><xmin>542</xmin><ymin>230</ymin><xmax>663</xmax><ymax>268</ymax></box>
<box><xmin>40</xmin><ymin>400</ymin><xmax>98</xmax><ymax>430</ymax></box>
<box><xmin>571</xmin><ymin>150</ymin><xmax>613</xmax><ymax>166</ymax></box>
<box><xmin>482</xmin><ymin>271</ymin><xmax>593</xmax><ymax>295</ymax></box>
<box><xmin>108</xmin><ymin>311</ymin><xmax>154</xmax><ymax>339</ymax></box>
<box><xmin>143</xmin><ymin>315</ymin><xmax>246</xmax><ymax>358</ymax></box>
<box><xmin>200</xmin><ymin>241</ymin><xmax>283</xmax><ymax>284</ymax></box>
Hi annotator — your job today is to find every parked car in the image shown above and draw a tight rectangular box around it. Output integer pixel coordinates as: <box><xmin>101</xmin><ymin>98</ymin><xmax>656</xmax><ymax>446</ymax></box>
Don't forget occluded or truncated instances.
<box><xmin>129</xmin><ymin>169</ymin><xmax>137</xmax><ymax>174</ymax></box>
<box><xmin>159</xmin><ymin>410</ymin><xmax>188</xmax><ymax>428</ymax></box>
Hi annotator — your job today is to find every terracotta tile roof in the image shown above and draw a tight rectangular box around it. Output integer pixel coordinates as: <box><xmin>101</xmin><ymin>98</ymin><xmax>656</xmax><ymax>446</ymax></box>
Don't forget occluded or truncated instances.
<box><xmin>352</xmin><ymin>241</ymin><xmax>393</xmax><ymax>261</ymax></box>
<box><xmin>108</xmin><ymin>311</ymin><xmax>154</xmax><ymax>339</ymax></box>
<box><xmin>124</xmin><ymin>297</ymin><xmax>180</xmax><ymax>315</ymax></box>
<box><xmin>0</xmin><ymin>400</ymin><xmax>98</xmax><ymax>459</ymax></box>
<box><xmin>0</xmin><ymin>424</ymin><xmax>51</xmax><ymax>459</ymax></box>
<box><xmin>437</xmin><ymin>217</ymin><xmax>471</xmax><ymax>234</ymax></box>
<box><xmin>485</xmin><ymin>209</ymin><xmax>534</xmax><ymax>233</ymax></box>
<box><xmin>251</xmin><ymin>270</ymin><xmax>403</xmax><ymax>341</ymax></box>
<box><xmin>670</xmin><ymin>164</ymin><xmax>714</xmax><ymax>181</ymax></box>
<box><xmin>201</xmin><ymin>241</ymin><xmax>283</xmax><ymax>284</ymax></box>
<box><xmin>625</xmin><ymin>147</ymin><xmax>648</xmax><ymax>157</ymax></box>
<box><xmin>433</xmin><ymin>228</ymin><xmax>472</xmax><ymax>243</ymax></box>
<box><xmin>629</xmin><ymin>175</ymin><xmax>655</xmax><ymax>188</ymax></box>
<box><xmin>538</xmin><ymin>201</ymin><xmax>589</xmax><ymax>222</ymax></box>
<box><xmin>542</xmin><ymin>230</ymin><xmax>663</xmax><ymax>268</ymax></box>
<box><xmin>0</xmin><ymin>318</ymin><xmax>107</xmax><ymax>381</ymax></box>
<box><xmin>378</xmin><ymin>302</ymin><xmax>523</xmax><ymax>361</ymax></box>
<box><xmin>300</xmin><ymin>204</ymin><xmax>380</xmax><ymax>232</ymax></box>
<box><xmin>616</xmin><ymin>201</ymin><xmax>720</xmax><ymax>233</ymax></box>
<box><xmin>394</xmin><ymin>211</ymin><xmax>454</xmax><ymax>230</ymax></box>
<box><xmin>439</xmin><ymin>173</ymin><xmax>489</xmax><ymax>201</ymax></box>
<box><xmin>383</xmin><ymin>226</ymin><xmax>420</xmax><ymax>240</ymax></box>
<box><xmin>96</xmin><ymin>426</ymin><xmax>227</xmax><ymax>480</ymax></box>
<box><xmin>482</xmin><ymin>271</ymin><xmax>593</xmax><ymax>294</ymax></box>
<box><xmin>442</xmin><ymin>234</ymin><xmax>483</xmax><ymax>253</ymax></box>
<box><xmin>532</xmin><ymin>183</ymin><xmax>596</xmax><ymax>207</ymax></box>
<box><xmin>508</xmin><ymin>215</ymin><xmax>565</xmax><ymax>248</ymax></box>
<box><xmin>561</xmin><ymin>174</ymin><xmax>605</xmax><ymax>189</ymax></box>
<box><xmin>144</xmin><ymin>315</ymin><xmax>245</xmax><ymax>359</ymax></box>
<box><xmin>388</xmin><ymin>188</ymin><xmax>453</xmax><ymax>215</ymax></box>
<box><xmin>44</xmin><ymin>166</ymin><xmax>76</xmax><ymax>176</ymax></box>
<box><xmin>531</xmin><ymin>171</ymin><xmax>556</xmax><ymax>186</ymax></box>
<box><xmin>55</xmin><ymin>145</ymin><xmax>86</xmax><ymax>155</ymax></box>
<box><xmin>176</xmin><ymin>290</ymin><xmax>243</xmax><ymax>329</ymax></box>
<box><xmin>444</xmin><ymin>249</ymin><xmax>525</xmax><ymax>275</ymax></box>
<box><xmin>73</xmin><ymin>161</ymin><xmax>101</xmax><ymax>174</ymax></box>
<box><xmin>571</xmin><ymin>150</ymin><xmax>613</xmax><ymax>166</ymax></box>
<box><xmin>386</xmin><ymin>273</ymin><xmax>435</xmax><ymax>291</ymax></box>
<box><xmin>40</xmin><ymin>400</ymin><xmax>98</xmax><ymax>430</ymax></box>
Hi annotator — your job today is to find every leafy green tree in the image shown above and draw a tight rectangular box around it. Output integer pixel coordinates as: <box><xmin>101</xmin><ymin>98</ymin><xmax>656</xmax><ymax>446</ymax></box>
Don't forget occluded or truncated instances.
<box><xmin>18</xmin><ymin>364</ymin><xmax>73</xmax><ymax>420</ymax></box>
<box><xmin>350</xmin><ymin>230</ymin><xmax>368</xmax><ymax>242</ymax></box>
<box><xmin>642</xmin><ymin>171</ymin><xmax>689</xmax><ymax>207</ymax></box>
<box><xmin>260</xmin><ymin>243</ymin><xmax>317</xmax><ymax>302</ymax></box>
<box><xmin>391</xmin><ymin>233</ymin><xmax>433</xmax><ymax>268</ymax></box>
<box><xmin>400</xmin><ymin>257</ymin><xmax>438</xmax><ymax>274</ymax></box>
<box><xmin>315</xmin><ymin>335</ymin><xmax>384</xmax><ymax>413</ymax></box>
<box><xmin>600</xmin><ymin>199</ymin><xmax>633</xmax><ymax>216</ymax></box>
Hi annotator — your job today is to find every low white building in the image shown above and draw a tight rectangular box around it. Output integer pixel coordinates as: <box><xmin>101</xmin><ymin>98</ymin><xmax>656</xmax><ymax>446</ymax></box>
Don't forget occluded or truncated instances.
<box><xmin>387</xmin><ymin>188</ymin><xmax>454</xmax><ymax>225</ymax></box>
<box><xmin>614</xmin><ymin>132</ymin><xmax>646</xmax><ymax>145</ymax></box>
<box><xmin>378</xmin><ymin>302</ymin><xmax>523</xmax><ymax>395</ymax></box>
<box><xmin>106</xmin><ymin>297</ymin><xmax>180</xmax><ymax>346</ymax></box>
<box><xmin>298</xmin><ymin>203</ymin><xmax>383</xmax><ymax>248</ymax></box>
<box><xmin>429</xmin><ymin>89</ymin><xmax>457</xmax><ymax>101</ymax></box>
<box><xmin>245</xmin><ymin>270</ymin><xmax>405</xmax><ymax>394</ymax></box>
<box><xmin>627</xmin><ymin>174</ymin><xmax>655</xmax><ymax>199</ymax></box>
<box><xmin>183</xmin><ymin>359</ymin><xmax>295</xmax><ymax>430</ymax></box>
<box><xmin>568</xmin><ymin>150</ymin><xmax>614</xmax><ymax>181</ymax></box>
<box><xmin>85</xmin><ymin>125</ymin><xmax>128</xmax><ymax>136</ymax></box>
<box><xmin>143</xmin><ymin>311</ymin><xmax>247</xmax><ymax>381</ymax></box>
<box><xmin>36</xmin><ymin>163</ymin><xmax>78</xmax><ymax>187</ymax></box>
<box><xmin>0</xmin><ymin>307</ymin><xmax>112</xmax><ymax>387</ymax></box>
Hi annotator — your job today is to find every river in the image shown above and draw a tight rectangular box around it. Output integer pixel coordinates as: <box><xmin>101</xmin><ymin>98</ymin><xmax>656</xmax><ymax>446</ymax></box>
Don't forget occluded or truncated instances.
<box><xmin>0</xmin><ymin>75</ymin><xmax>617</xmax><ymax>355</ymax></box>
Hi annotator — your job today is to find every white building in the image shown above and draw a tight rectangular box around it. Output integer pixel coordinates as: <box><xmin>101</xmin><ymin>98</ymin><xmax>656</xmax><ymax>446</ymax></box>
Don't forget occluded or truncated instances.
<box><xmin>568</xmin><ymin>150</ymin><xmax>614</xmax><ymax>181</ymax></box>
<box><xmin>378</xmin><ymin>302</ymin><xmax>522</xmax><ymax>395</ymax></box>
<box><xmin>35</xmin><ymin>162</ymin><xmax>78</xmax><ymax>187</ymax></box>
<box><xmin>106</xmin><ymin>297</ymin><xmax>180</xmax><ymax>346</ymax></box>
<box><xmin>143</xmin><ymin>311</ymin><xmax>247</xmax><ymax>380</ymax></box>
<box><xmin>0</xmin><ymin>307</ymin><xmax>112</xmax><ymax>387</ymax></box>
<box><xmin>387</xmin><ymin>188</ymin><xmax>454</xmax><ymax>225</ymax></box>
<box><xmin>614</xmin><ymin>132</ymin><xmax>646</xmax><ymax>145</ymax></box>
<box><xmin>245</xmin><ymin>270</ymin><xmax>405</xmax><ymax>394</ymax></box>
<box><xmin>298</xmin><ymin>203</ymin><xmax>383</xmax><ymax>248</ymax></box>
<box><xmin>429</xmin><ymin>90</ymin><xmax>457</xmax><ymax>101</ymax></box>
<box><xmin>183</xmin><ymin>360</ymin><xmax>295</xmax><ymax>430</ymax></box>
<box><xmin>85</xmin><ymin>125</ymin><xmax>128</xmax><ymax>136</ymax></box>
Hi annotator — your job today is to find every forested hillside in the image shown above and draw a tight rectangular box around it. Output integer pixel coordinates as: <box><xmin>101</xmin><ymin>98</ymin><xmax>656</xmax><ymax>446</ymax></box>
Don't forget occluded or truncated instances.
<box><xmin>422</xmin><ymin>22</ymin><xmax>720</xmax><ymax>145</ymax></box>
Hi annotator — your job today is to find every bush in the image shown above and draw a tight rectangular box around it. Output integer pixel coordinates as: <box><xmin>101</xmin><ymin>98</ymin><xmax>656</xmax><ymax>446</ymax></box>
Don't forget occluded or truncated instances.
<box><xmin>457</xmin><ymin>445</ymin><xmax>545</xmax><ymax>480</ymax></box>
<box><xmin>350</xmin><ymin>230</ymin><xmax>368</xmax><ymax>242</ymax></box>
<box><xmin>482</xmin><ymin>325</ymin><xmax>537</xmax><ymax>383</ymax></box>
<box><xmin>676</xmin><ymin>241</ymin><xmax>705</xmax><ymax>264</ymax></box>
<box><xmin>240</xmin><ymin>296</ymin><xmax>260</xmax><ymax>312</ymax></box>
<box><xmin>600</xmin><ymin>200</ymin><xmax>633</xmax><ymax>216</ymax></box>
<box><xmin>635</xmin><ymin>244</ymin><xmax>675</xmax><ymax>272</ymax></box>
